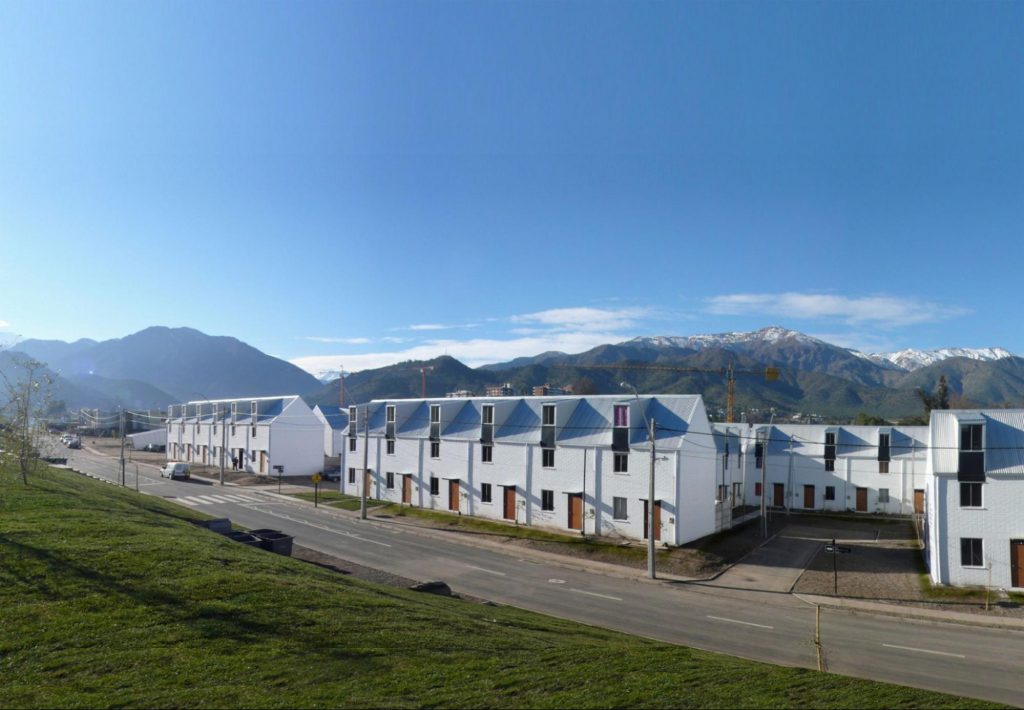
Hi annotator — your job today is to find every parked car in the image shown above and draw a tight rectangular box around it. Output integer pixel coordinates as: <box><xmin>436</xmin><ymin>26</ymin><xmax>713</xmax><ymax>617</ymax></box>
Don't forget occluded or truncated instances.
<box><xmin>160</xmin><ymin>462</ymin><xmax>191</xmax><ymax>480</ymax></box>
<box><xmin>66</xmin><ymin>438</ymin><xmax>81</xmax><ymax>449</ymax></box>
<box><xmin>321</xmin><ymin>467</ymin><xmax>341</xmax><ymax>482</ymax></box>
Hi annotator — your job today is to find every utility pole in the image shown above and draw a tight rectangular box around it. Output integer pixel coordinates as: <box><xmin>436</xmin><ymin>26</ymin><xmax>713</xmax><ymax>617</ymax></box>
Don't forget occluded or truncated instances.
<box><xmin>787</xmin><ymin>434</ymin><xmax>794</xmax><ymax>515</ymax></box>
<box><xmin>648</xmin><ymin>417</ymin><xmax>657</xmax><ymax>580</ymax></box>
<box><xmin>760</xmin><ymin>429</ymin><xmax>768</xmax><ymax>538</ymax></box>
<box><xmin>360</xmin><ymin>404</ymin><xmax>369</xmax><ymax>520</ymax></box>
<box><xmin>220</xmin><ymin>406</ymin><xmax>226</xmax><ymax>486</ymax></box>
<box><xmin>119</xmin><ymin>408</ymin><xmax>126</xmax><ymax>487</ymax></box>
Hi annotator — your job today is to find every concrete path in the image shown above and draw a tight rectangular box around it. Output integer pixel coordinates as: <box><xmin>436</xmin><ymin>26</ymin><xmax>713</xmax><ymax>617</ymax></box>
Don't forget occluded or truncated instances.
<box><xmin>707</xmin><ymin>529</ymin><xmax>822</xmax><ymax>592</ymax></box>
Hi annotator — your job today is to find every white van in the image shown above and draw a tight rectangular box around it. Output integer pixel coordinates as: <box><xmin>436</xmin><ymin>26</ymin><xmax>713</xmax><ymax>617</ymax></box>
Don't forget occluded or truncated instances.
<box><xmin>160</xmin><ymin>462</ymin><xmax>191</xmax><ymax>480</ymax></box>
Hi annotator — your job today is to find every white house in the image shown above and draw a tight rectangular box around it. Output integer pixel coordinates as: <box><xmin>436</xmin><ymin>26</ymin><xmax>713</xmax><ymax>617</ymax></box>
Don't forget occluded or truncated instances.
<box><xmin>726</xmin><ymin>423</ymin><xmax>928</xmax><ymax>516</ymax></box>
<box><xmin>166</xmin><ymin>395</ymin><xmax>323</xmax><ymax>477</ymax></box>
<box><xmin>924</xmin><ymin>409</ymin><xmax>1024</xmax><ymax>590</ymax></box>
<box><xmin>313</xmin><ymin>404</ymin><xmax>348</xmax><ymax>458</ymax></box>
<box><xmin>339</xmin><ymin>394</ymin><xmax>720</xmax><ymax>546</ymax></box>
<box><xmin>127</xmin><ymin>427</ymin><xmax>167</xmax><ymax>450</ymax></box>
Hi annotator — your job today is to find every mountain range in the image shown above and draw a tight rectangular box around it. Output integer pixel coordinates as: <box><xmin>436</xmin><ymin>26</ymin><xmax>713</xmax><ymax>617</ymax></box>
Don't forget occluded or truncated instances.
<box><xmin>5</xmin><ymin>324</ymin><xmax>1021</xmax><ymax>422</ymax></box>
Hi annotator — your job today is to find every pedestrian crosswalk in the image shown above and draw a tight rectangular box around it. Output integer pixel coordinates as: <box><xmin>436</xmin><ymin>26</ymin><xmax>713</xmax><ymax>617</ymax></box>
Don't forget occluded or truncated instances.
<box><xmin>174</xmin><ymin>493</ymin><xmax>261</xmax><ymax>506</ymax></box>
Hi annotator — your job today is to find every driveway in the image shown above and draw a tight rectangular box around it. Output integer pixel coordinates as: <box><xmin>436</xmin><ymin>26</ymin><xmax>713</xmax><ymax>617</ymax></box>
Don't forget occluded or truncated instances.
<box><xmin>707</xmin><ymin>531</ymin><xmax>822</xmax><ymax>592</ymax></box>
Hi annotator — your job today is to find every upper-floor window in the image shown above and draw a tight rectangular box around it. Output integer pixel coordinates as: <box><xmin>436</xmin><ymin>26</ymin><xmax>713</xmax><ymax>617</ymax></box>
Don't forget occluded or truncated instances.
<box><xmin>613</xmin><ymin>452</ymin><xmax>628</xmax><ymax>473</ymax></box>
<box><xmin>542</xmin><ymin>404</ymin><xmax>556</xmax><ymax>426</ymax></box>
<box><xmin>824</xmin><ymin>431</ymin><xmax>836</xmax><ymax>472</ymax></box>
<box><xmin>482</xmin><ymin>404</ymin><xmax>494</xmax><ymax>425</ymax></box>
<box><xmin>960</xmin><ymin>481</ymin><xmax>983</xmax><ymax>508</ymax></box>
<box><xmin>430</xmin><ymin>404</ymin><xmax>441</xmax><ymax>442</ymax></box>
<box><xmin>878</xmin><ymin>432</ymin><xmax>891</xmax><ymax>461</ymax></box>
<box><xmin>613</xmin><ymin>404</ymin><xmax>628</xmax><ymax>428</ymax></box>
<box><xmin>612</xmin><ymin>404</ymin><xmax>630</xmax><ymax>452</ymax></box>
<box><xmin>541</xmin><ymin>404</ymin><xmax>556</xmax><ymax>448</ymax></box>
<box><xmin>430</xmin><ymin>441</ymin><xmax>440</xmax><ymax>459</ymax></box>
<box><xmin>958</xmin><ymin>423</ymin><xmax>985</xmax><ymax>481</ymax></box>
<box><xmin>386</xmin><ymin>405</ymin><xmax>395</xmax><ymax>423</ymax></box>
<box><xmin>481</xmin><ymin>404</ymin><xmax>494</xmax><ymax>444</ymax></box>
<box><xmin>542</xmin><ymin>448</ymin><xmax>555</xmax><ymax>468</ymax></box>
<box><xmin>386</xmin><ymin>439</ymin><xmax>395</xmax><ymax>455</ymax></box>
<box><xmin>481</xmin><ymin>444</ymin><xmax>493</xmax><ymax>463</ymax></box>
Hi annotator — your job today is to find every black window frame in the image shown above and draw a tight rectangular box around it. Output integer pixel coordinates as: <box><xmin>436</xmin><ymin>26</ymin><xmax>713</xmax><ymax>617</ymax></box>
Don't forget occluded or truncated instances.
<box><xmin>386</xmin><ymin>439</ymin><xmax>395</xmax><ymax>455</ymax></box>
<box><xmin>960</xmin><ymin>481</ymin><xmax>983</xmax><ymax>508</ymax></box>
<box><xmin>541</xmin><ymin>489</ymin><xmax>554</xmax><ymax>511</ymax></box>
<box><xmin>825</xmin><ymin>459</ymin><xmax>835</xmax><ymax>472</ymax></box>
<box><xmin>542</xmin><ymin>448</ymin><xmax>555</xmax><ymax>468</ymax></box>
<box><xmin>613</xmin><ymin>452</ymin><xmax>628</xmax><ymax>473</ymax></box>
<box><xmin>348</xmin><ymin>468</ymin><xmax>356</xmax><ymax>484</ymax></box>
<box><xmin>429</xmin><ymin>476</ymin><xmax>439</xmax><ymax>496</ymax></box>
<box><xmin>824</xmin><ymin>486</ymin><xmax>835</xmax><ymax>501</ymax></box>
<box><xmin>481</xmin><ymin>482</ymin><xmax>492</xmax><ymax>503</ymax></box>
<box><xmin>386</xmin><ymin>471</ymin><xmax>395</xmax><ymax>489</ymax></box>
<box><xmin>430</xmin><ymin>441</ymin><xmax>440</xmax><ymax>459</ymax></box>
<box><xmin>481</xmin><ymin>443</ymin><xmax>493</xmax><ymax>463</ymax></box>
<box><xmin>960</xmin><ymin>537</ymin><xmax>984</xmax><ymax>567</ymax></box>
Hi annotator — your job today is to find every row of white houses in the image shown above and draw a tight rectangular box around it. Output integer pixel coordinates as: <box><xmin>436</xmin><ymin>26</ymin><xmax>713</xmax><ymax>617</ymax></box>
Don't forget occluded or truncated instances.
<box><xmin>163</xmin><ymin>393</ymin><xmax>1024</xmax><ymax>590</ymax></box>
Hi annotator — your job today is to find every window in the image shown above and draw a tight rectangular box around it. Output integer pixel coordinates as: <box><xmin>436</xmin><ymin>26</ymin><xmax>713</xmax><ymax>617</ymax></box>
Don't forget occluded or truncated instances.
<box><xmin>386</xmin><ymin>439</ymin><xmax>395</xmax><ymax>455</ymax></box>
<box><xmin>430</xmin><ymin>405</ymin><xmax>440</xmax><ymax>424</ymax></box>
<box><xmin>386</xmin><ymin>405</ymin><xmax>395</xmax><ymax>423</ymax></box>
<box><xmin>960</xmin><ymin>481</ymin><xmax>983</xmax><ymax>508</ymax></box>
<box><xmin>754</xmin><ymin>482</ymin><xmax>762</xmax><ymax>496</ymax></box>
<box><xmin>717</xmin><ymin>484</ymin><xmax>727</xmax><ymax>502</ymax></box>
<box><xmin>481</xmin><ymin>444</ymin><xmax>493</xmax><ymax>463</ymax></box>
<box><xmin>543</xmin><ymin>404</ymin><xmax>556</xmax><ymax>426</ymax></box>
<box><xmin>231</xmin><ymin>424</ymin><xmax>237</xmax><ymax>436</ymax></box>
<box><xmin>878</xmin><ymin>432</ymin><xmax>891</xmax><ymax>462</ymax></box>
<box><xmin>755</xmin><ymin>440</ymin><xmax>764</xmax><ymax>469</ymax></box>
<box><xmin>960</xmin><ymin>537</ymin><xmax>984</xmax><ymax>567</ymax></box>
<box><xmin>430</xmin><ymin>476</ymin><xmax>439</xmax><ymax>496</ymax></box>
<box><xmin>482</xmin><ymin>405</ymin><xmax>494</xmax><ymax>425</ymax></box>
<box><xmin>349</xmin><ymin>438</ymin><xmax>356</xmax><ymax>452</ymax></box>
<box><xmin>481</xmin><ymin>483</ymin><xmax>492</xmax><ymax>503</ymax></box>
<box><xmin>878</xmin><ymin>460</ymin><xmax>889</xmax><ymax>474</ymax></box>
<box><xmin>613</xmin><ymin>452</ymin><xmax>628</xmax><ymax>473</ymax></box>
<box><xmin>613</xmin><ymin>496</ymin><xmax>628</xmax><ymax>520</ymax></box>
<box><xmin>430</xmin><ymin>441</ymin><xmax>440</xmax><ymax>458</ymax></box>
<box><xmin>961</xmin><ymin>423</ymin><xmax>983</xmax><ymax>451</ymax></box>
<box><xmin>386</xmin><ymin>471</ymin><xmax>395</xmax><ymax>489</ymax></box>
<box><xmin>824</xmin><ymin>486</ymin><xmax>835</xmax><ymax>501</ymax></box>
<box><xmin>825</xmin><ymin>459</ymin><xmax>835</xmax><ymax>472</ymax></box>
<box><xmin>251</xmin><ymin>425</ymin><xmax>257</xmax><ymax>437</ymax></box>
<box><xmin>348</xmin><ymin>468</ymin><xmax>356</xmax><ymax>484</ymax></box>
<box><xmin>878</xmin><ymin>488</ymin><xmax>890</xmax><ymax>503</ymax></box>
<box><xmin>614</xmin><ymin>404</ymin><xmax>629</xmax><ymax>428</ymax></box>
<box><xmin>542</xmin><ymin>448</ymin><xmax>555</xmax><ymax>468</ymax></box>
<box><xmin>959</xmin><ymin>422</ymin><xmax>985</xmax><ymax>481</ymax></box>
<box><xmin>541</xmin><ymin>489</ymin><xmax>554</xmax><ymax>511</ymax></box>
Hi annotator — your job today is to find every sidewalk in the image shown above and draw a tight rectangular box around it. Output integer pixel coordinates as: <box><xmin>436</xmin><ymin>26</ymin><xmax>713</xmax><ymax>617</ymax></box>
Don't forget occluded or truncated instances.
<box><xmin>795</xmin><ymin>592</ymin><xmax>1024</xmax><ymax>631</ymax></box>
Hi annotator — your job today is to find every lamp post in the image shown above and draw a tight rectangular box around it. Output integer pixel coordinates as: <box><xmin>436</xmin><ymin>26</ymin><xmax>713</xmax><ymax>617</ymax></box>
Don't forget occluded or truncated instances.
<box><xmin>621</xmin><ymin>382</ymin><xmax>657</xmax><ymax>580</ymax></box>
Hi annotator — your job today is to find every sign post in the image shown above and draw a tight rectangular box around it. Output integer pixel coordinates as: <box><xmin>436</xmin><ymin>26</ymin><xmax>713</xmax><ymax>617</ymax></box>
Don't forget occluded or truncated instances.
<box><xmin>312</xmin><ymin>472</ymin><xmax>322</xmax><ymax>507</ymax></box>
<box><xmin>824</xmin><ymin>538</ymin><xmax>853</xmax><ymax>595</ymax></box>
<box><xmin>274</xmin><ymin>464</ymin><xmax>285</xmax><ymax>493</ymax></box>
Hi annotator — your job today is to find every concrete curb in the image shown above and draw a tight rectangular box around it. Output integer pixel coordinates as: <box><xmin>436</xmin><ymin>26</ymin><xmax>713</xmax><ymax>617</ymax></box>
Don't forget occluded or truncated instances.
<box><xmin>794</xmin><ymin>593</ymin><xmax>1024</xmax><ymax>631</ymax></box>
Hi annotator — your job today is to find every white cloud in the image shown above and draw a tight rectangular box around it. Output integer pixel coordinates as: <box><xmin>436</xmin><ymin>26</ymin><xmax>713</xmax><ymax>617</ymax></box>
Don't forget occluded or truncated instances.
<box><xmin>408</xmin><ymin>324</ymin><xmax>449</xmax><ymax>331</ymax></box>
<box><xmin>706</xmin><ymin>292</ymin><xmax>968</xmax><ymax>328</ymax></box>
<box><xmin>510</xmin><ymin>306</ymin><xmax>652</xmax><ymax>332</ymax></box>
<box><xmin>304</xmin><ymin>336</ymin><xmax>372</xmax><ymax>345</ymax></box>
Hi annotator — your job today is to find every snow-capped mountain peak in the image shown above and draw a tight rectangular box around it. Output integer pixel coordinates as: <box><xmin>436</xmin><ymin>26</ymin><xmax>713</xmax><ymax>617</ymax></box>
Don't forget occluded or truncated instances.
<box><xmin>872</xmin><ymin>347</ymin><xmax>1014</xmax><ymax>372</ymax></box>
<box><xmin>627</xmin><ymin>326</ymin><xmax>820</xmax><ymax>351</ymax></box>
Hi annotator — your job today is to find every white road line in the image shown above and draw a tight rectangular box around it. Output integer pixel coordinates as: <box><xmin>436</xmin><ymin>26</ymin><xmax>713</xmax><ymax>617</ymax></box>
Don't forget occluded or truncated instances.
<box><xmin>707</xmin><ymin>615</ymin><xmax>775</xmax><ymax>630</ymax></box>
<box><xmin>194</xmin><ymin>495</ymin><xmax>223</xmax><ymax>504</ymax></box>
<box><xmin>176</xmin><ymin>497</ymin><xmax>199</xmax><ymax>506</ymax></box>
<box><xmin>881</xmin><ymin>643</ymin><xmax>966</xmax><ymax>659</ymax></box>
<box><xmin>465</xmin><ymin>565</ymin><xmax>506</xmax><ymax>576</ymax></box>
<box><xmin>570</xmin><ymin>588</ymin><xmax>622</xmax><ymax>602</ymax></box>
<box><xmin>248</xmin><ymin>506</ymin><xmax>392</xmax><ymax>547</ymax></box>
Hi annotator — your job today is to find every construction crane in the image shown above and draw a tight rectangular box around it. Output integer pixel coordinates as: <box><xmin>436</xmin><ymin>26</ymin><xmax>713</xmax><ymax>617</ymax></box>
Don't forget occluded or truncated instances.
<box><xmin>404</xmin><ymin>366</ymin><xmax>435</xmax><ymax>398</ymax></box>
<box><xmin>558</xmin><ymin>362</ymin><xmax>780</xmax><ymax>423</ymax></box>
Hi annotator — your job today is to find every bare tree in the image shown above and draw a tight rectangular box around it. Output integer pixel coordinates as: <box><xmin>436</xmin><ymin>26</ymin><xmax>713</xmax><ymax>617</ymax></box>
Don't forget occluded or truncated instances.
<box><xmin>1</xmin><ymin>354</ymin><xmax>53</xmax><ymax>484</ymax></box>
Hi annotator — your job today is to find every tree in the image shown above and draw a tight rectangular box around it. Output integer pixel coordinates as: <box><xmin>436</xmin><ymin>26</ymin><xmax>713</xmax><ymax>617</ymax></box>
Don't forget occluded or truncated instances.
<box><xmin>916</xmin><ymin>374</ymin><xmax>950</xmax><ymax>421</ymax></box>
<box><xmin>1</xmin><ymin>354</ymin><xmax>53</xmax><ymax>484</ymax></box>
<box><xmin>854</xmin><ymin>412</ymin><xmax>889</xmax><ymax>425</ymax></box>
<box><xmin>573</xmin><ymin>376</ymin><xmax>598</xmax><ymax>395</ymax></box>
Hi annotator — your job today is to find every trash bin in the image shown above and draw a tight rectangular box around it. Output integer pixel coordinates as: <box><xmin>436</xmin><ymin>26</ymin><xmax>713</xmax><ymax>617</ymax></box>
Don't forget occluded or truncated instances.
<box><xmin>226</xmin><ymin>531</ymin><xmax>262</xmax><ymax>547</ymax></box>
<box><xmin>249</xmin><ymin>529</ymin><xmax>294</xmax><ymax>556</ymax></box>
<box><xmin>203</xmin><ymin>518</ymin><xmax>232</xmax><ymax>534</ymax></box>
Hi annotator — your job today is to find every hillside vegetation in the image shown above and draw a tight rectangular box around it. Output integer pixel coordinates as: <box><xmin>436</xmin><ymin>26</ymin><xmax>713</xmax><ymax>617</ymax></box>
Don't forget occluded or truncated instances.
<box><xmin>0</xmin><ymin>464</ymin><xmax>999</xmax><ymax>708</ymax></box>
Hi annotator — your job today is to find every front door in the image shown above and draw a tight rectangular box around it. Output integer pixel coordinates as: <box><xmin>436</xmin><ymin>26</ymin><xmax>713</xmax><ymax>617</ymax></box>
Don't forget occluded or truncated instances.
<box><xmin>856</xmin><ymin>487</ymin><xmax>868</xmax><ymax>512</ymax></box>
<box><xmin>1012</xmin><ymin>540</ymin><xmax>1024</xmax><ymax>588</ymax></box>
<box><xmin>503</xmin><ymin>486</ymin><xmax>516</xmax><ymax>521</ymax></box>
<box><xmin>568</xmin><ymin>493</ymin><xmax>583</xmax><ymax>530</ymax></box>
<box><xmin>448</xmin><ymin>479</ymin><xmax>460</xmax><ymax>512</ymax></box>
<box><xmin>402</xmin><ymin>475</ymin><xmax>413</xmax><ymax>504</ymax></box>
<box><xmin>260</xmin><ymin>451</ymin><xmax>267</xmax><ymax>474</ymax></box>
<box><xmin>773</xmin><ymin>483</ymin><xmax>785</xmax><ymax>508</ymax></box>
<box><xmin>364</xmin><ymin>470</ymin><xmax>372</xmax><ymax>497</ymax></box>
<box><xmin>803</xmin><ymin>485</ymin><xmax>815</xmax><ymax>509</ymax></box>
<box><xmin>643</xmin><ymin>500</ymin><xmax>662</xmax><ymax>541</ymax></box>
<box><xmin>914</xmin><ymin>489</ymin><xmax>925</xmax><ymax>514</ymax></box>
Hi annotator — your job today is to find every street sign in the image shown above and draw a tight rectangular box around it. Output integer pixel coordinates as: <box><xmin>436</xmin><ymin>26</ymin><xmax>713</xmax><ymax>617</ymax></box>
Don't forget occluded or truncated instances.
<box><xmin>825</xmin><ymin>544</ymin><xmax>852</xmax><ymax>554</ymax></box>
<box><xmin>311</xmin><ymin>473</ymin><xmax>322</xmax><ymax>484</ymax></box>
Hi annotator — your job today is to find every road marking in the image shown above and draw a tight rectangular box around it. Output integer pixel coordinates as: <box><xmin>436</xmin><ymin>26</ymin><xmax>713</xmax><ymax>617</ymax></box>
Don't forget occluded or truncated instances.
<box><xmin>176</xmin><ymin>497</ymin><xmax>200</xmax><ymax>506</ymax></box>
<box><xmin>881</xmin><ymin>643</ymin><xmax>965</xmax><ymax>659</ymax></box>
<box><xmin>548</xmin><ymin>578</ymin><xmax>566</xmax><ymax>584</ymax></box>
<box><xmin>247</xmin><ymin>506</ymin><xmax>392</xmax><ymax>547</ymax></box>
<box><xmin>570</xmin><ymin>588</ymin><xmax>622</xmax><ymax>601</ymax></box>
<box><xmin>194</xmin><ymin>495</ymin><xmax>223</xmax><ymax>504</ymax></box>
<box><xmin>465</xmin><ymin>565</ymin><xmax>506</xmax><ymax>576</ymax></box>
<box><xmin>707</xmin><ymin>615</ymin><xmax>774</xmax><ymax>630</ymax></box>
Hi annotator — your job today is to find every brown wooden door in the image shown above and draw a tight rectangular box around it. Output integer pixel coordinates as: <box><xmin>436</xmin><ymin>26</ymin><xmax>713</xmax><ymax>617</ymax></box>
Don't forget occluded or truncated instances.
<box><xmin>773</xmin><ymin>483</ymin><xmax>785</xmax><ymax>508</ymax></box>
<box><xmin>402</xmin><ymin>475</ymin><xmax>412</xmax><ymax>504</ymax></box>
<box><xmin>568</xmin><ymin>493</ymin><xmax>583</xmax><ymax>530</ymax></box>
<box><xmin>803</xmin><ymin>485</ymin><xmax>815</xmax><ymax>509</ymax></box>
<box><xmin>643</xmin><ymin>500</ymin><xmax>662</xmax><ymax>541</ymax></box>
<box><xmin>503</xmin><ymin>486</ymin><xmax>516</xmax><ymax>520</ymax></box>
<box><xmin>856</xmin><ymin>487</ymin><xmax>868</xmax><ymax>512</ymax></box>
<box><xmin>914</xmin><ymin>489</ymin><xmax>925</xmax><ymax>514</ymax></box>
<box><xmin>1012</xmin><ymin>541</ymin><xmax>1024</xmax><ymax>588</ymax></box>
<box><xmin>448</xmin><ymin>479</ymin><xmax>460</xmax><ymax>512</ymax></box>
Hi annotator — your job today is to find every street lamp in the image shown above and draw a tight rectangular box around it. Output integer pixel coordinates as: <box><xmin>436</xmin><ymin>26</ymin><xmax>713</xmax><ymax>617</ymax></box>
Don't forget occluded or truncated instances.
<box><xmin>621</xmin><ymin>382</ymin><xmax>657</xmax><ymax>580</ymax></box>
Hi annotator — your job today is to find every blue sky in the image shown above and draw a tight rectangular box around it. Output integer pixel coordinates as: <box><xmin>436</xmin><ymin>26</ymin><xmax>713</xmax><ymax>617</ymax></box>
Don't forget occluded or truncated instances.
<box><xmin>2</xmin><ymin>0</ymin><xmax>1023</xmax><ymax>375</ymax></box>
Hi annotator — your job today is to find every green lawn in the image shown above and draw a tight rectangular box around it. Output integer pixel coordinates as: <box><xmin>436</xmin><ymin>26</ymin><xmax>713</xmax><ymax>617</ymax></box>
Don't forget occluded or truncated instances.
<box><xmin>0</xmin><ymin>464</ymin><xmax>1001</xmax><ymax>709</ymax></box>
<box><xmin>290</xmin><ymin>490</ymin><xmax>387</xmax><ymax>511</ymax></box>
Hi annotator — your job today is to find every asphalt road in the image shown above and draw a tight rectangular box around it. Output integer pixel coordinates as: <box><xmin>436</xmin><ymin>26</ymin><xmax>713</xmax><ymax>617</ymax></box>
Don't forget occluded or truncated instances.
<box><xmin>56</xmin><ymin>444</ymin><xmax>1024</xmax><ymax>706</ymax></box>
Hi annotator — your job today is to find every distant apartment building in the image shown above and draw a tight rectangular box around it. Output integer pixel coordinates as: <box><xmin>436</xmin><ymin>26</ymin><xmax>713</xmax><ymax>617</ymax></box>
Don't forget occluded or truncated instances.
<box><xmin>484</xmin><ymin>383</ymin><xmax>516</xmax><ymax>397</ymax></box>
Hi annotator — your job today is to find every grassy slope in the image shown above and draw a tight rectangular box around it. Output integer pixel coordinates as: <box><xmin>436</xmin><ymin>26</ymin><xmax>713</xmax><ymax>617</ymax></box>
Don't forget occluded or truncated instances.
<box><xmin>0</xmin><ymin>465</ymin><xmax>1000</xmax><ymax>709</ymax></box>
